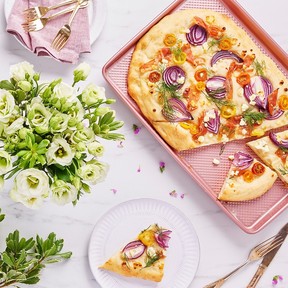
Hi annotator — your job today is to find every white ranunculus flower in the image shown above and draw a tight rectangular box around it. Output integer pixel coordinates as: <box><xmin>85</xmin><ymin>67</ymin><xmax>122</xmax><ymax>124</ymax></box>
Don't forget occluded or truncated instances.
<box><xmin>10</xmin><ymin>168</ymin><xmax>49</xmax><ymax>209</ymax></box>
<box><xmin>0</xmin><ymin>150</ymin><xmax>12</xmax><ymax>174</ymax></box>
<box><xmin>0</xmin><ymin>89</ymin><xmax>15</xmax><ymax>123</ymax></box>
<box><xmin>78</xmin><ymin>161</ymin><xmax>109</xmax><ymax>184</ymax></box>
<box><xmin>87</xmin><ymin>141</ymin><xmax>104</xmax><ymax>157</ymax></box>
<box><xmin>51</xmin><ymin>180</ymin><xmax>78</xmax><ymax>205</ymax></box>
<box><xmin>46</xmin><ymin>137</ymin><xmax>75</xmax><ymax>166</ymax></box>
<box><xmin>10</xmin><ymin>61</ymin><xmax>35</xmax><ymax>82</ymax></box>
<box><xmin>5</xmin><ymin>116</ymin><xmax>25</xmax><ymax>136</ymax></box>
<box><xmin>82</xmin><ymin>84</ymin><xmax>106</xmax><ymax>106</ymax></box>
<box><xmin>73</xmin><ymin>62</ymin><xmax>91</xmax><ymax>82</ymax></box>
<box><xmin>53</xmin><ymin>82</ymin><xmax>76</xmax><ymax>102</ymax></box>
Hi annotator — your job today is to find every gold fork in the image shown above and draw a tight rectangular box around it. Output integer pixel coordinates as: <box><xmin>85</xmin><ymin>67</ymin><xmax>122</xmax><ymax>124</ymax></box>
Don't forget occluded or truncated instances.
<box><xmin>23</xmin><ymin>0</ymin><xmax>77</xmax><ymax>21</ymax></box>
<box><xmin>203</xmin><ymin>234</ymin><xmax>284</xmax><ymax>288</ymax></box>
<box><xmin>51</xmin><ymin>0</ymin><xmax>89</xmax><ymax>51</ymax></box>
<box><xmin>21</xmin><ymin>1</ymin><xmax>89</xmax><ymax>33</ymax></box>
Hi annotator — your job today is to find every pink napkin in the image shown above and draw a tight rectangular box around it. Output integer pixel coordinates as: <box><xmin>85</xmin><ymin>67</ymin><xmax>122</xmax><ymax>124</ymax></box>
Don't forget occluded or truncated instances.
<box><xmin>6</xmin><ymin>0</ymin><xmax>91</xmax><ymax>64</ymax></box>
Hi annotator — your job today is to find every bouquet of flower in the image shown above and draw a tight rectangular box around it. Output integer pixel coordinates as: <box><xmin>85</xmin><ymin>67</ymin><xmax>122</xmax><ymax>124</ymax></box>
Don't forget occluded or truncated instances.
<box><xmin>0</xmin><ymin>61</ymin><xmax>124</xmax><ymax>209</ymax></box>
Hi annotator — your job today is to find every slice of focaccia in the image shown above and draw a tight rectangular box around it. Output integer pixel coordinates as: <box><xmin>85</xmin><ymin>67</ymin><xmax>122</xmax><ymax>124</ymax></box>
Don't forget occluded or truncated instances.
<box><xmin>247</xmin><ymin>130</ymin><xmax>288</xmax><ymax>186</ymax></box>
<box><xmin>99</xmin><ymin>224</ymin><xmax>171</xmax><ymax>282</ymax></box>
<box><xmin>218</xmin><ymin>151</ymin><xmax>277</xmax><ymax>201</ymax></box>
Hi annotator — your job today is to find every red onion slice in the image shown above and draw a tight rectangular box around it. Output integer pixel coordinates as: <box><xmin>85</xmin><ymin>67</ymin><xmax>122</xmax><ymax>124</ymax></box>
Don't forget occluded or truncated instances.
<box><xmin>155</xmin><ymin>230</ymin><xmax>172</xmax><ymax>249</ymax></box>
<box><xmin>186</xmin><ymin>24</ymin><xmax>208</xmax><ymax>46</ymax></box>
<box><xmin>264</xmin><ymin>109</ymin><xmax>284</xmax><ymax>120</ymax></box>
<box><xmin>122</xmin><ymin>240</ymin><xmax>146</xmax><ymax>260</ymax></box>
<box><xmin>211</xmin><ymin>50</ymin><xmax>243</xmax><ymax>66</ymax></box>
<box><xmin>162</xmin><ymin>98</ymin><xmax>193</xmax><ymax>122</ymax></box>
<box><xmin>232</xmin><ymin>151</ymin><xmax>253</xmax><ymax>170</ymax></box>
<box><xmin>206</xmin><ymin>76</ymin><xmax>227</xmax><ymax>99</ymax></box>
<box><xmin>162</xmin><ymin>66</ymin><xmax>186</xmax><ymax>89</ymax></box>
<box><xmin>243</xmin><ymin>76</ymin><xmax>273</xmax><ymax>110</ymax></box>
<box><xmin>269</xmin><ymin>132</ymin><xmax>288</xmax><ymax>149</ymax></box>
<box><xmin>205</xmin><ymin>109</ymin><xmax>220</xmax><ymax>134</ymax></box>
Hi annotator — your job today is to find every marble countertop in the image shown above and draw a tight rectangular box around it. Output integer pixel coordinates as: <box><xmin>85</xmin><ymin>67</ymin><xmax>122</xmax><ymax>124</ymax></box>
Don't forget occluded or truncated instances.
<box><xmin>0</xmin><ymin>0</ymin><xmax>287</xmax><ymax>287</ymax></box>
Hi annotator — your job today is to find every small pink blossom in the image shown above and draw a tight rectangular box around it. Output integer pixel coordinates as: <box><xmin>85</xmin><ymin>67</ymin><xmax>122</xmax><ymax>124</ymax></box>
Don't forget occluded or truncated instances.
<box><xmin>159</xmin><ymin>161</ymin><xmax>165</xmax><ymax>173</ymax></box>
<box><xmin>169</xmin><ymin>190</ymin><xmax>178</xmax><ymax>198</ymax></box>
<box><xmin>137</xmin><ymin>165</ymin><xmax>141</xmax><ymax>172</ymax></box>
<box><xmin>111</xmin><ymin>188</ymin><xmax>117</xmax><ymax>194</ymax></box>
<box><xmin>272</xmin><ymin>275</ymin><xmax>283</xmax><ymax>286</ymax></box>
<box><xmin>133</xmin><ymin>124</ymin><xmax>141</xmax><ymax>135</ymax></box>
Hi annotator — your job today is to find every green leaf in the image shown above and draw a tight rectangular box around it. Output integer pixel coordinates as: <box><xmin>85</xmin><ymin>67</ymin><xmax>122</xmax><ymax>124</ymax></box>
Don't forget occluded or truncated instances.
<box><xmin>2</xmin><ymin>253</ymin><xmax>14</xmax><ymax>267</ymax></box>
<box><xmin>0</xmin><ymin>80</ymin><xmax>15</xmax><ymax>90</ymax></box>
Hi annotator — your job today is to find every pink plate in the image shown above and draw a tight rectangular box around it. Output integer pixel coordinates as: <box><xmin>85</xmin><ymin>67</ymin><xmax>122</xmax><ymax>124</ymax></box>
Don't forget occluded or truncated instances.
<box><xmin>102</xmin><ymin>0</ymin><xmax>288</xmax><ymax>234</ymax></box>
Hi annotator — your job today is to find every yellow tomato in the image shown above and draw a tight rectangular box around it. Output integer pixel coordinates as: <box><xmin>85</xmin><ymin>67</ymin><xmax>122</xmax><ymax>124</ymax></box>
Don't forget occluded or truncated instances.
<box><xmin>172</xmin><ymin>52</ymin><xmax>187</xmax><ymax>65</ymax></box>
<box><xmin>219</xmin><ymin>38</ymin><xmax>233</xmax><ymax>50</ymax></box>
<box><xmin>189</xmin><ymin>123</ymin><xmax>200</xmax><ymax>135</ymax></box>
<box><xmin>220</xmin><ymin>105</ymin><xmax>236</xmax><ymax>119</ymax></box>
<box><xmin>163</xmin><ymin>33</ymin><xmax>177</xmax><ymax>47</ymax></box>
<box><xmin>195</xmin><ymin>81</ymin><xmax>205</xmax><ymax>91</ymax></box>
<box><xmin>180</xmin><ymin>122</ymin><xmax>191</xmax><ymax>129</ymax></box>
<box><xmin>138</xmin><ymin>230</ymin><xmax>155</xmax><ymax>246</ymax></box>
<box><xmin>251</xmin><ymin>128</ymin><xmax>265</xmax><ymax>137</ymax></box>
<box><xmin>242</xmin><ymin>170</ymin><xmax>254</xmax><ymax>183</ymax></box>
<box><xmin>278</xmin><ymin>94</ymin><xmax>288</xmax><ymax>110</ymax></box>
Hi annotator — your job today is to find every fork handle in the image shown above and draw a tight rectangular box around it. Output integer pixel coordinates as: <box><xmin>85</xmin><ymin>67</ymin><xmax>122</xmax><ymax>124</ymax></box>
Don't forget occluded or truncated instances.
<box><xmin>204</xmin><ymin>259</ymin><xmax>250</xmax><ymax>288</ymax></box>
<box><xmin>246</xmin><ymin>264</ymin><xmax>267</xmax><ymax>288</ymax></box>
<box><xmin>67</xmin><ymin>0</ymin><xmax>86</xmax><ymax>26</ymax></box>
<box><xmin>48</xmin><ymin>0</ymin><xmax>78</xmax><ymax>10</ymax></box>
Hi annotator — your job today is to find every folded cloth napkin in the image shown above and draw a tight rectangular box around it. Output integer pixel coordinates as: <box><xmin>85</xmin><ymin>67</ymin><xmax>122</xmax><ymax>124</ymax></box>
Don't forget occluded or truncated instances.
<box><xmin>6</xmin><ymin>0</ymin><xmax>91</xmax><ymax>64</ymax></box>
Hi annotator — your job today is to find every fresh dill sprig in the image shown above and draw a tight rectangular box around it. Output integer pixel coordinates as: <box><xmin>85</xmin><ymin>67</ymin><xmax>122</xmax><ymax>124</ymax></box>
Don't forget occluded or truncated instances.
<box><xmin>253</xmin><ymin>59</ymin><xmax>266</xmax><ymax>76</ymax></box>
<box><xmin>144</xmin><ymin>252</ymin><xmax>161</xmax><ymax>268</ymax></box>
<box><xmin>278</xmin><ymin>166</ymin><xmax>288</xmax><ymax>176</ymax></box>
<box><xmin>242</xmin><ymin>108</ymin><xmax>266</xmax><ymax>126</ymax></box>
<box><xmin>202</xmin><ymin>91</ymin><xmax>235</xmax><ymax>109</ymax></box>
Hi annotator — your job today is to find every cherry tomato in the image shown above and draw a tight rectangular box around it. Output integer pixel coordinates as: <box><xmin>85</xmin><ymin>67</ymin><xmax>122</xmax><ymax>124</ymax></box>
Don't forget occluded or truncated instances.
<box><xmin>194</xmin><ymin>68</ymin><xmax>208</xmax><ymax>82</ymax></box>
<box><xmin>275</xmin><ymin>148</ymin><xmax>288</xmax><ymax>164</ymax></box>
<box><xmin>195</xmin><ymin>81</ymin><xmax>205</xmax><ymax>91</ymax></box>
<box><xmin>236</xmin><ymin>72</ymin><xmax>251</xmax><ymax>87</ymax></box>
<box><xmin>278</xmin><ymin>94</ymin><xmax>288</xmax><ymax>110</ymax></box>
<box><xmin>220</xmin><ymin>105</ymin><xmax>236</xmax><ymax>119</ymax></box>
<box><xmin>148</xmin><ymin>71</ymin><xmax>161</xmax><ymax>83</ymax></box>
<box><xmin>242</xmin><ymin>170</ymin><xmax>254</xmax><ymax>183</ymax></box>
<box><xmin>189</xmin><ymin>123</ymin><xmax>200</xmax><ymax>135</ymax></box>
<box><xmin>163</xmin><ymin>33</ymin><xmax>177</xmax><ymax>47</ymax></box>
<box><xmin>218</xmin><ymin>38</ymin><xmax>233</xmax><ymax>50</ymax></box>
<box><xmin>172</xmin><ymin>52</ymin><xmax>187</xmax><ymax>65</ymax></box>
<box><xmin>251</xmin><ymin>162</ymin><xmax>265</xmax><ymax>176</ymax></box>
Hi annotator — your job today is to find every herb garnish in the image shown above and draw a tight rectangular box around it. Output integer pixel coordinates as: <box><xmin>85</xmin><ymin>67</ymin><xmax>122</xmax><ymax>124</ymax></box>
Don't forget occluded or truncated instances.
<box><xmin>242</xmin><ymin>108</ymin><xmax>266</xmax><ymax>126</ymax></box>
<box><xmin>253</xmin><ymin>59</ymin><xmax>266</xmax><ymax>76</ymax></box>
<box><xmin>202</xmin><ymin>91</ymin><xmax>235</xmax><ymax>109</ymax></box>
<box><xmin>278</xmin><ymin>166</ymin><xmax>288</xmax><ymax>176</ymax></box>
<box><xmin>144</xmin><ymin>251</ymin><xmax>161</xmax><ymax>268</ymax></box>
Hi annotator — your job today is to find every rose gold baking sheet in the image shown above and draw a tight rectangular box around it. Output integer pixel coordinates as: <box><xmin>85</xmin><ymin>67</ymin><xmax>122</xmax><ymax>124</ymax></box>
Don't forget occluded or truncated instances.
<box><xmin>103</xmin><ymin>0</ymin><xmax>288</xmax><ymax>234</ymax></box>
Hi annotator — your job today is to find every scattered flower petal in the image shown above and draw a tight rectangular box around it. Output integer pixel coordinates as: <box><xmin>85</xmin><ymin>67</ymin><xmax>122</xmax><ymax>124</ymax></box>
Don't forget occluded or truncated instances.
<box><xmin>159</xmin><ymin>161</ymin><xmax>165</xmax><ymax>173</ymax></box>
<box><xmin>169</xmin><ymin>190</ymin><xmax>178</xmax><ymax>198</ymax></box>
<box><xmin>137</xmin><ymin>165</ymin><xmax>141</xmax><ymax>173</ymax></box>
<box><xmin>133</xmin><ymin>124</ymin><xmax>141</xmax><ymax>135</ymax></box>
<box><xmin>180</xmin><ymin>193</ymin><xmax>185</xmax><ymax>199</ymax></box>
<box><xmin>117</xmin><ymin>141</ymin><xmax>124</xmax><ymax>148</ymax></box>
<box><xmin>111</xmin><ymin>188</ymin><xmax>117</xmax><ymax>194</ymax></box>
<box><xmin>272</xmin><ymin>275</ymin><xmax>283</xmax><ymax>286</ymax></box>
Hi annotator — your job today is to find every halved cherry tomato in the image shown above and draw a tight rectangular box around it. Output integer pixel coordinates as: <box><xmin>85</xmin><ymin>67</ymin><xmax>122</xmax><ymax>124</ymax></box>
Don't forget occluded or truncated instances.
<box><xmin>189</xmin><ymin>122</ymin><xmax>200</xmax><ymax>135</ymax></box>
<box><xmin>275</xmin><ymin>148</ymin><xmax>288</xmax><ymax>164</ymax></box>
<box><xmin>219</xmin><ymin>38</ymin><xmax>233</xmax><ymax>50</ymax></box>
<box><xmin>148</xmin><ymin>71</ymin><xmax>161</xmax><ymax>83</ymax></box>
<box><xmin>278</xmin><ymin>94</ymin><xmax>288</xmax><ymax>110</ymax></box>
<box><xmin>236</xmin><ymin>72</ymin><xmax>251</xmax><ymax>87</ymax></box>
<box><xmin>163</xmin><ymin>33</ymin><xmax>177</xmax><ymax>47</ymax></box>
<box><xmin>220</xmin><ymin>105</ymin><xmax>236</xmax><ymax>119</ymax></box>
<box><xmin>267</xmin><ymin>89</ymin><xmax>279</xmax><ymax>115</ymax></box>
<box><xmin>195</xmin><ymin>81</ymin><xmax>206</xmax><ymax>91</ymax></box>
<box><xmin>242</xmin><ymin>170</ymin><xmax>254</xmax><ymax>183</ymax></box>
<box><xmin>194</xmin><ymin>68</ymin><xmax>208</xmax><ymax>82</ymax></box>
<box><xmin>251</xmin><ymin>162</ymin><xmax>265</xmax><ymax>176</ymax></box>
<box><xmin>172</xmin><ymin>52</ymin><xmax>187</xmax><ymax>65</ymax></box>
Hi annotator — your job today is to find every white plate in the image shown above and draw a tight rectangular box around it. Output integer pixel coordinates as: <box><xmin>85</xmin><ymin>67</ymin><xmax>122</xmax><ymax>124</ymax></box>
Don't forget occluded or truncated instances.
<box><xmin>88</xmin><ymin>198</ymin><xmax>200</xmax><ymax>288</ymax></box>
<box><xmin>4</xmin><ymin>0</ymin><xmax>106</xmax><ymax>46</ymax></box>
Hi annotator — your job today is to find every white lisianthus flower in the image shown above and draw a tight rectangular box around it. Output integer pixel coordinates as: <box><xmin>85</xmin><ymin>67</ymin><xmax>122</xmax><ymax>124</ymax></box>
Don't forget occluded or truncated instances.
<box><xmin>82</xmin><ymin>84</ymin><xmax>106</xmax><ymax>106</ymax></box>
<box><xmin>78</xmin><ymin>161</ymin><xmax>109</xmax><ymax>184</ymax></box>
<box><xmin>10</xmin><ymin>61</ymin><xmax>35</xmax><ymax>81</ymax></box>
<box><xmin>73</xmin><ymin>62</ymin><xmax>91</xmax><ymax>82</ymax></box>
<box><xmin>51</xmin><ymin>180</ymin><xmax>78</xmax><ymax>205</ymax></box>
<box><xmin>87</xmin><ymin>141</ymin><xmax>104</xmax><ymax>157</ymax></box>
<box><xmin>49</xmin><ymin>113</ymin><xmax>70</xmax><ymax>133</ymax></box>
<box><xmin>5</xmin><ymin>116</ymin><xmax>25</xmax><ymax>136</ymax></box>
<box><xmin>71</xmin><ymin>127</ymin><xmax>94</xmax><ymax>144</ymax></box>
<box><xmin>10</xmin><ymin>168</ymin><xmax>49</xmax><ymax>209</ymax></box>
<box><xmin>0</xmin><ymin>150</ymin><xmax>12</xmax><ymax>174</ymax></box>
<box><xmin>53</xmin><ymin>82</ymin><xmax>76</xmax><ymax>102</ymax></box>
<box><xmin>0</xmin><ymin>89</ymin><xmax>15</xmax><ymax>124</ymax></box>
<box><xmin>46</xmin><ymin>136</ymin><xmax>75</xmax><ymax>166</ymax></box>
<box><xmin>27</xmin><ymin>102</ymin><xmax>52</xmax><ymax>134</ymax></box>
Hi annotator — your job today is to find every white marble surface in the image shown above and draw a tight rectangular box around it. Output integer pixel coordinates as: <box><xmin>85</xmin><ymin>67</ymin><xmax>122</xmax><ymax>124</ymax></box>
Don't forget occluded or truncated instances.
<box><xmin>0</xmin><ymin>0</ymin><xmax>288</xmax><ymax>287</ymax></box>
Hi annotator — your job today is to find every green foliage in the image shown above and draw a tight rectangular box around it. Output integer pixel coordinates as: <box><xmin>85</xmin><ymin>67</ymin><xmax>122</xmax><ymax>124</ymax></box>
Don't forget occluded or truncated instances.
<box><xmin>0</xmin><ymin>230</ymin><xmax>72</xmax><ymax>287</ymax></box>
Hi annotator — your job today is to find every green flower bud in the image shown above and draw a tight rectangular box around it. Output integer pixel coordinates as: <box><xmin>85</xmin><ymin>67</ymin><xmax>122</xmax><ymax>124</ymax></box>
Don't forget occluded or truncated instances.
<box><xmin>73</xmin><ymin>62</ymin><xmax>91</xmax><ymax>83</ymax></box>
<box><xmin>76</xmin><ymin>142</ymin><xmax>86</xmax><ymax>152</ymax></box>
<box><xmin>18</xmin><ymin>80</ymin><xmax>32</xmax><ymax>92</ymax></box>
